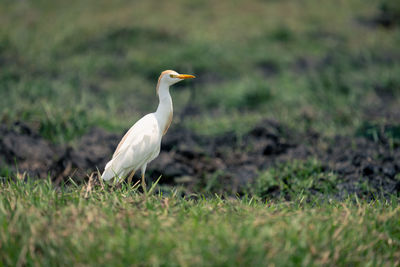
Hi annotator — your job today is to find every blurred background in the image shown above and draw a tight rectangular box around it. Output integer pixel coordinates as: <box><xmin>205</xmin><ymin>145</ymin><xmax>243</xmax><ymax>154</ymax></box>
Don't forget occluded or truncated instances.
<box><xmin>2</xmin><ymin>2</ymin><xmax>400</xmax><ymax>264</ymax></box>
<box><xmin>0</xmin><ymin>0</ymin><xmax>399</xmax><ymax>195</ymax></box>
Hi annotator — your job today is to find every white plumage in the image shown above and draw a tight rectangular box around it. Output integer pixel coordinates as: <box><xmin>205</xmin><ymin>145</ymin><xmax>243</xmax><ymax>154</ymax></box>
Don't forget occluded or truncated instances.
<box><xmin>101</xmin><ymin>113</ymin><xmax>161</xmax><ymax>181</ymax></box>
<box><xmin>101</xmin><ymin>70</ymin><xmax>195</xmax><ymax>189</ymax></box>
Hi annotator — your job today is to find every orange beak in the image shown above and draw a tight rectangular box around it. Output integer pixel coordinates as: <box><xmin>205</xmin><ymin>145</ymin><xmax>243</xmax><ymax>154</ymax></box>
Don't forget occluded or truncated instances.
<box><xmin>175</xmin><ymin>74</ymin><xmax>196</xmax><ymax>79</ymax></box>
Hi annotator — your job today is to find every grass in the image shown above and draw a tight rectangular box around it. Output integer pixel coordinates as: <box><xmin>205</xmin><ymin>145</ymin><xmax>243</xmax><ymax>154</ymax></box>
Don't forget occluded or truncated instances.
<box><xmin>1</xmin><ymin>0</ymin><xmax>400</xmax><ymax>265</ymax></box>
<box><xmin>0</xmin><ymin>0</ymin><xmax>399</xmax><ymax>141</ymax></box>
<box><xmin>254</xmin><ymin>159</ymin><xmax>339</xmax><ymax>201</ymax></box>
<box><xmin>0</xmin><ymin>178</ymin><xmax>399</xmax><ymax>266</ymax></box>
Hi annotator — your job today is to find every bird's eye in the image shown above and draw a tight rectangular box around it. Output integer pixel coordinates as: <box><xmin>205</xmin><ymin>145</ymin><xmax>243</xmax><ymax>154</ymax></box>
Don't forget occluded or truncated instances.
<box><xmin>170</xmin><ymin>74</ymin><xmax>174</xmax><ymax>78</ymax></box>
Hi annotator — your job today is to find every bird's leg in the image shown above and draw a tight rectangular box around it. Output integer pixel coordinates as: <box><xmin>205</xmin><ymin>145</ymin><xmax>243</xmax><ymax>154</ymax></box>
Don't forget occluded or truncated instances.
<box><xmin>141</xmin><ymin>165</ymin><xmax>147</xmax><ymax>195</ymax></box>
<box><xmin>142</xmin><ymin>172</ymin><xmax>147</xmax><ymax>195</ymax></box>
<box><xmin>127</xmin><ymin>170</ymin><xmax>136</xmax><ymax>185</ymax></box>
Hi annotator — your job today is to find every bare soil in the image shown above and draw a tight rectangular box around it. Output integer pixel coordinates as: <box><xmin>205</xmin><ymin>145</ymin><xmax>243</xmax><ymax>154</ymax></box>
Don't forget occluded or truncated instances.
<box><xmin>1</xmin><ymin>119</ymin><xmax>399</xmax><ymax>198</ymax></box>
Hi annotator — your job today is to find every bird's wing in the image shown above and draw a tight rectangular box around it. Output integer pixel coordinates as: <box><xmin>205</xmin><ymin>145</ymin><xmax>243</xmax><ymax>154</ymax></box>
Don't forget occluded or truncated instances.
<box><xmin>103</xmin><ymin>114</ymin><xmax>160</xmax><ymax>177</ymax></box>
<box><xmin>112</xmin><ymin>114</ymin><xmax>158</xmax><ymax>159</ymax></box>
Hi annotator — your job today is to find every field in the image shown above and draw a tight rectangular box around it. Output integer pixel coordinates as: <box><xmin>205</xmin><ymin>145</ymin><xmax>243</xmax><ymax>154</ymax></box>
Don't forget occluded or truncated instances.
<box><xmin>0</xmin><ymin>0</ymin><xmax>400</xmax><ymax>265</ymax></box>
<box><xmin>1</xmin><ymin>179</ymin><xmax>399</xmax><ymax>266</ymax></box>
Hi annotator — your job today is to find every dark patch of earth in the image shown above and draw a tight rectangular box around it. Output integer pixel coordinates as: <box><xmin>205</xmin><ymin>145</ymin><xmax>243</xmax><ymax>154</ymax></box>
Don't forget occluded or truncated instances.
<box><xmin>1</xmin><ymin>119</ymin><xmax>399</xmax><ymax>199</ymax></box>
<box><xmin>357</xmin><ymin>4</ymin><xmax>400</xmax><ymax>29</ymax></box>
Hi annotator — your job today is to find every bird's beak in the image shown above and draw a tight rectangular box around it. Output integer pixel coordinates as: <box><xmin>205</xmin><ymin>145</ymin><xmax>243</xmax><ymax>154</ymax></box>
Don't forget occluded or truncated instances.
<box><xmin>174</xmin><ymin>74</ymin><xmax>196</xmax><ymax>79</ymax></box>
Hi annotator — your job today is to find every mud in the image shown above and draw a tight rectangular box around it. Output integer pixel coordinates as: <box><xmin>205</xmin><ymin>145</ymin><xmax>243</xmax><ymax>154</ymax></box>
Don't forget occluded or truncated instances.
<box><xmin>0</xmin><ymin>122</ymin><xmax>120</xmax><ymax>184</ymax></box>
<box><xmin>1</xmin><ymin>119</ymin><xmax>399</xmax><ymax>198</ymax></box>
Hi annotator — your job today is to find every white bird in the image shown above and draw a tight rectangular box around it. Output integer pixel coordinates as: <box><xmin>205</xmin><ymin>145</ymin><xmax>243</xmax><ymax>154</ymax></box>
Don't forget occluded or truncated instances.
<box><xmin>101</xmin><ymin>70</ymin><xmax>195</xmax><ymax>190</ymax></box>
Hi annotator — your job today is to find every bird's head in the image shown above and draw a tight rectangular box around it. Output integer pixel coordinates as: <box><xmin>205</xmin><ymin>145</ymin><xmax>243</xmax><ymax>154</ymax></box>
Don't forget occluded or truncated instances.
<box><xmin>157</xmin><ymin>70</ymin><xmax>195</xmax><ymax>91</ymax></box>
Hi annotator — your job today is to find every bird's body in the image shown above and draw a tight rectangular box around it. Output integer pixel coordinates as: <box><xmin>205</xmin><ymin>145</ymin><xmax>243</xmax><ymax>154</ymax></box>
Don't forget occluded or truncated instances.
<box><xmin>101</xmin><ymin>113</ymin><xmax>162</xmax><ymax>181</ymax></box>
<box><xmin>101</xmin><ymin>70</ymin><xmax>195</xmax><ymax>186</ymax></box>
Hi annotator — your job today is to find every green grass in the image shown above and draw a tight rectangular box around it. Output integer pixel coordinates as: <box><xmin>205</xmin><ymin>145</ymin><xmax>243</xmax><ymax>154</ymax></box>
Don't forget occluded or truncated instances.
<box><xmin>254</xmin><ymin>159</ymin><xmax>338</xmax><ymax>200</ymax></box>
<box><xmin>0</xmin><ymin>178</ymin><xmax>399</xmax><ymax>266</ymax></box>
<box><xmin>1</xmin><ymin>1</ymin><xmax>400</xmax><ymax>265</ymax></box>
<box><xmin>0</xmin><ymin>0</ymin><xmax>399</xmax><ymax>141</ymax></box>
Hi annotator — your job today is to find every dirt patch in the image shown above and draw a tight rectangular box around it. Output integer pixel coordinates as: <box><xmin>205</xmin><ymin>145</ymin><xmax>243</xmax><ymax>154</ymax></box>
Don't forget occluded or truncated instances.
<box><xmin>153</xmin><ymin>121</ymin><xmax>400</xmax><ymax>198</ymax></box>
<box><xmin>256</xmin><ymin>60</ymin><xmax>281</xmax><ymax>77</ymax></box>
<box><xmin>358</xmin><ymin>3</ymin><xmax>400</xmax><ymax>29</ymax></box>
<box><xmin>0</xmin><ymin>120</ymin><xmax>399</xmax><ymax>198</ymax></box>
<box><xmin>0</xmin><ymin>122</ymin><xmax>120</xmax><ymax>184</ymax></box>
<box><xmin>0</xmin><ymin>122</ymin><xmax>63</xmax><ymax>177</ymax></box>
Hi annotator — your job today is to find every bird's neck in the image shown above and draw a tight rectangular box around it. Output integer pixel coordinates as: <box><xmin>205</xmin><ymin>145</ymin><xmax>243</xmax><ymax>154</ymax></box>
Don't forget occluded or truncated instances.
<box><xmin>155</xmin><ymin>83</ymin><xmax>173</xmax><ymax>135</ymax></box>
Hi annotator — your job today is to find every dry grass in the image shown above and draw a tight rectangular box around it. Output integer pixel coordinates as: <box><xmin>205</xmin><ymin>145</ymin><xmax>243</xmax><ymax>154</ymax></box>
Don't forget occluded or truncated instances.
<box><xmin>0</xmin><ymin>178</ymin><xmax>399</xmax><ymax>266</ymax></box>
